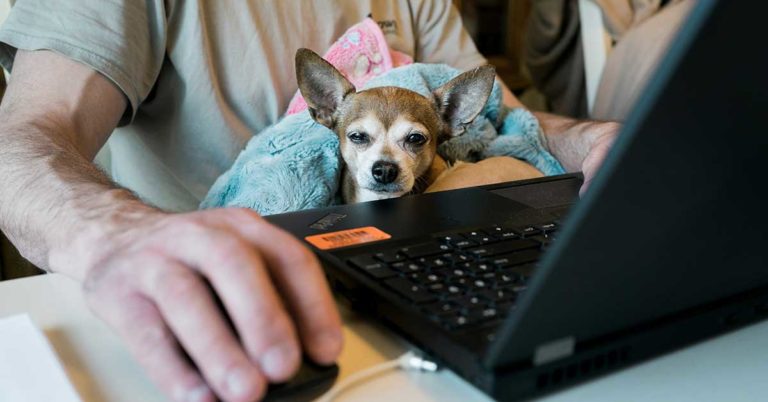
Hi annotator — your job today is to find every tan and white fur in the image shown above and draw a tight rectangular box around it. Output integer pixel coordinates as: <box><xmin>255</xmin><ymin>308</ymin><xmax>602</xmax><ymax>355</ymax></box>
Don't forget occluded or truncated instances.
<box><xmin>295</xmin><ymin>48</ymin><xmax>508</xmax><ymax>203</ymax></box>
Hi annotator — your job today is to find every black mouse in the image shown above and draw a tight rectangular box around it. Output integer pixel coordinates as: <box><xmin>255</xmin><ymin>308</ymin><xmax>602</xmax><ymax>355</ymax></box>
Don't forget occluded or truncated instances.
<box><xmin>262</xmin><ymin>357</ymin><xmax>339</xmax><ymax>401</ymax></box>
<box><xmin>204</xmin><ymin>280</ymin><xmax>340</xmax><ymax>401</ymax></box>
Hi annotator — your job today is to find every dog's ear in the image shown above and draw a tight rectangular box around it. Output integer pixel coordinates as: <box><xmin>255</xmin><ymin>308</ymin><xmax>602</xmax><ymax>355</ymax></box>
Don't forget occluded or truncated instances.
<box><xmin>295</xmin><ymin>48</ymin><xmax>355</xmax><ymax>129</ymax></box>
<box><xmin>433</xmin><ymin>65</ymin><xmax>496</xmax><ymax>137</ymax></box>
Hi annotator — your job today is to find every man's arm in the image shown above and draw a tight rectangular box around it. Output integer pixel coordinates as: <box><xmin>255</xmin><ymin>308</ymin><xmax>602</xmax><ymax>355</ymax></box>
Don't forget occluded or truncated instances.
<box><xmin>0</xmin><ymin>50</ymin><xmax>342</xmax><ymax>402</ymax></box>
<box><xmin>499</xmin><ymin>81</ymin><xmax>619</xmax><ymax>193</ymax></box>
<box><xmin>0</xmin><ymin>50</ymin><xmax>136</xmax><ymax>276</ymax></box>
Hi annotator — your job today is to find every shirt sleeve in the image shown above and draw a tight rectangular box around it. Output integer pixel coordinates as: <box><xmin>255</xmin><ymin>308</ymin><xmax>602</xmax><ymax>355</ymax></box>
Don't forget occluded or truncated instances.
<box><xmin>0</xmin><ymin>0</ymin><xmax>167</xmax><ymax>125</ymax></box>
<box><xmin>410</xmin><ymin>0</ymin><xmax>487</xmax><ymax>70</ymax></box>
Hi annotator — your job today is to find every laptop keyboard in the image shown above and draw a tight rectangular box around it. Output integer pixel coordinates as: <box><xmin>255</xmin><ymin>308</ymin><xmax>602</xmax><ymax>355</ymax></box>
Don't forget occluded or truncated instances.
<box><xmin>345</xmin><ymin>222</ymin><xmax>559</xmax><ymax>338</ymax></box>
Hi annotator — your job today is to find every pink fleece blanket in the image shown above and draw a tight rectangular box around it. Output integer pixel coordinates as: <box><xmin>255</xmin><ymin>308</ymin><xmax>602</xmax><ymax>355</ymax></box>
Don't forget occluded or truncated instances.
<box><xmin>286</xmin><ymin>18</ymin><xmax>413</xmax><ymax>115</ymax></box>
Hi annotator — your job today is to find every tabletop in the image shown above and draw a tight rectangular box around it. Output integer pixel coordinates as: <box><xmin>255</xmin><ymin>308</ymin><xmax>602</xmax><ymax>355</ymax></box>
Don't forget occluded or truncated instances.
<box><xmin>2</xmin><ymin>274</ymin><xmax>768</xmax><ymax>402</ymax></box>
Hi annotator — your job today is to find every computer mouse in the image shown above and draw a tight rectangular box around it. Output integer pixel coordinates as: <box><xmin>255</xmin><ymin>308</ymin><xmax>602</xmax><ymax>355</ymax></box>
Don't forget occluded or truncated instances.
<box><xmin>203</xmin><ymin>281</ymin><xmax>339</xmax><ymax>400</ymax></box>
<box><xmin>262</xmin><ymin>357</ymin><xmax>339</xmax><ymax>401</ymax></box>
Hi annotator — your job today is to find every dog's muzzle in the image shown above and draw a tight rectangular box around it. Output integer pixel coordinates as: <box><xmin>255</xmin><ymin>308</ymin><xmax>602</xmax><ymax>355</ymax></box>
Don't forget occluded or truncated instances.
<box><xmin>371</xmin><ymin>161</ymin><xmax>400</xmax><ymax>184</ymax></box>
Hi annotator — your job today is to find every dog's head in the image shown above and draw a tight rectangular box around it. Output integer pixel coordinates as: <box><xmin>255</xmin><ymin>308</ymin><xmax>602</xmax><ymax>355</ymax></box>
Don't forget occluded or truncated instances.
<box><xmin>295</xmin><ymin>48</ymin><xmax>495</xmax><ymax>201</ymax></box>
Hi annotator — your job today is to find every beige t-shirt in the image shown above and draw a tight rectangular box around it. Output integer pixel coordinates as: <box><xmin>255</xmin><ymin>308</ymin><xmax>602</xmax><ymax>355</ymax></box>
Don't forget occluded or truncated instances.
<box><xmin>0</xmin><ymin>0</ymin><xmax>486</xmax><ymax>211</ymax></box>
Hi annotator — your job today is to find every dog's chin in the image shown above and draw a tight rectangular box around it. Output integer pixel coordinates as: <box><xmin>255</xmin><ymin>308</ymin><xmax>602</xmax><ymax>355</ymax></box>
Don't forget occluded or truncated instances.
<box><xmin>356</xmin><ymin>184</ymin><xmax>411</xmax><ymax>202</ymax></box>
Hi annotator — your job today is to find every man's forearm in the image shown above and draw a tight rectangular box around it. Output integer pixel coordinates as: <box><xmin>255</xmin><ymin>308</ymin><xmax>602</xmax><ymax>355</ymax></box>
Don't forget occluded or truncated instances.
<box><xmin>534</xmin><ymin>112</ymin><xmax>620</xmax><ymax>172</ymax></box>
<box><xmin>0</xmin><ymin>51</ymin><xmax>156</xmax><ymax>281</ymax></box>
<box><xmin>0</xmin><ymin>119</ymin><xmax>157</xmax><ymax>280</ymax></box>
<box><xmin>497</xmin><ymin>80</ymin><xmax>619</xmax><ymax>173</ymax></box>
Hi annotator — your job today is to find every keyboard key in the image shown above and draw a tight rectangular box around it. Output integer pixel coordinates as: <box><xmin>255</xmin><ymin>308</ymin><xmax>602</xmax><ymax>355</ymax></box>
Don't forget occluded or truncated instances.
<box><xmin>410</xmin><ymin>272</ymin><xmax>449</xmax><ymax>286</ymax></box>
<box><xmin>461</xmin><ymin>230</ymin><xmax>496</xmax><ymax>244</ymax></box>
<box><xmin>456</xmin><ymin>294</ymin><xmax>487</xmax><ymax>308</ymax></box>
<box><xmin>437</xmin><ymin>253</ymin><xmax>462</xmax><ymax>265</ymax></box>
<box><xmin>488</xmin><ymin>226</ymin><xmax>520</xmax><ymax>239</ymax></box>
<box><xmin>436</xmin><ymin>234</ymin><xmax>461</xmax><ymax>244</ymax></box>
<box><xmin>476</xmin><ymin>262</ymin><xmax>494</xmax><ymax>272</ymax></box>
<box><xmin>423</xmin><ymin>301</ymin><xmax>461</xmax><ymax>316</ymax></box>
<box><xmin>492</xmin><ymin>249</ymin><xmax>541</xmax><ymax>268</ymax></box>
<box><xmin>451</xmin><ymin>239</ymin><xmax>478</xmax><ymax>249</ymax></box>
<box><xmin>478</xmin><ymin>235</ymin><xmax>498</xmax><ymax>244</ymax></box>
<box><xmin>515</xmin><ymin>226</ymin><xmax>542</xmax><ymax>237</ymax></box>
<box><xmin>450</xmin><ymin>268</ymin><xmax>469</xmax><ymax>277</ymax></box>
<box><xmin>347</xmin><ymin>256</ymin><xmax>398</xmax><ymax>278</ymax></box>
<box><xmin>467</xmin><ymin>239</ymin><xmax>539</xmax><ymax>257</ymax></box>
<box><xmin>417</xmin><ymin>256</ymin><xmax>451</xmax><ymax>269</ymax></box>
<box><xmin>348</xmin><ymin>255</ymin><xmax>384</xmax><ymax>270</ymax></box>
<box><xmin>467</xmin><ymin>247</ymin><xmax>492</xmax><ymax>257</ymax></box>
<box><xmin>374</xmin><ymin>250</ymin><xmax>404</xmax><ymax>263</ymax></box>
<box><xmin>450</xmin><ymin>277</ymin><xmax>471</xmax><ymax>287</ymax></box>
<box><xmin>498</xmin><ymin>272</ymin><xmax>519</xmax><ymax>286</ymax></box>
<box><xmin>482</xmin><ymin>308</ymin><xmax>498</xmax><ymax>319</ymax></box>
<box><xmin>467</xmin><ymin>307</ymin><xmax>498</xmax><ymax>321</ymax></box>
<box><xmin>391</xmin><ymin>261</ymin><xmax>423</xmax><ymax>273</ymax></box>
<box><xmin>447</xmin><ymin>315</ymin><xmax>471</xmax><ymax>329</ymax></box>
<box><xmin>365</xmin><ymin>266</ymin><xmax>398</xmax><ymax>279</ymax></box>
<box><xmin>536</xmin><ymin>222</ymin><xmax>559</xmax><ymax>233</ymax></box>
<box><xmin>484</xmin><ymin>226</ymin><xmax>504</xmax><ymax>235</ymax></box>
<box><xmin>384</xmin><ymin>278</ymin><xmax>435</xmax><ymax>303</ymax></box>
<box><xmin>478</xmin><ymin>271</ymin><xmax>500</xmax><ymax>282</ymax></box>
<box><xmin>446</xmin><ymin>285</ymin><xmax>463</xmax><ymax>295</ymax></box>
<box><xmin>531</xmin><ymin>235</ymin><xmax>553</xmax><ymax>249</ymax></box>
<box><xmin>494</xmin><ymin>239</ymin><xmax>540</xmax><ymax>254</ymax></box>
<box><xmin>401</xmin><ymin>242</ymin><xmax>451</xmax><ymax>258</ymax></box>
<box><xmin>479</xmin><ymin>288</ymin><xmax>516</xmax><ymax>302</ymax></box>
<box><xmin>427</xmin><ymin>283</ymin><xmax>446</xmax><ymax>293</ymax></box>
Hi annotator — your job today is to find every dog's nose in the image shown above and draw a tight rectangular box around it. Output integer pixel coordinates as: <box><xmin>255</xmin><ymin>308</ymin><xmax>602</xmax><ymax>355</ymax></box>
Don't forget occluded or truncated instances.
<box><xmin>371</xmin><ymin>161</ymin><xmax>399</xmax><ymax>184</ymax></box>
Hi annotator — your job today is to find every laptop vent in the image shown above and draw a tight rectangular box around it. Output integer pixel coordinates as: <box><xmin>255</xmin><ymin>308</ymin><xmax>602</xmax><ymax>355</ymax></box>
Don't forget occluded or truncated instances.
<box><xmin>535</xmin><ymin>346</ymin><xmax>631</xmax><ymax>390</ymax></box>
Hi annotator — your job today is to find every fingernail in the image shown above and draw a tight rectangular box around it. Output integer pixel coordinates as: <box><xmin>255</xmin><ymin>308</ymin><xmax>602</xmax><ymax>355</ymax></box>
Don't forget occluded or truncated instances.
<box><xmin>225</xmin><ymin>366</ymin><xmax>252</xmax><ymax>399</ymax></box>
<box><xmin>260</xmin><ymin>342</ymin><xmax>298</xmax><ymax>380</ymax></box>
<box><xmin>185</xmin><ymin>384</ymin><xmax>211</xmax><ymax>402</ymax></box>
<box><xmin>173</xmin><ymin>384</ymin><xmax>210</xmax><ymax>402</ymax></box>
<box><xmin>317</xmin><ymin>330</ymin><xmax>343</xmax><ymax>358</ymax></box>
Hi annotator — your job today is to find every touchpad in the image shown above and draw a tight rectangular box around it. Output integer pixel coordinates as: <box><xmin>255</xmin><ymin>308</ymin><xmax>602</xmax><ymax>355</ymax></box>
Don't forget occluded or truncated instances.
<box><xmin>490</xmin><ymin>177</ymin><xmax>582</xmax><ymax>209</ymax></box>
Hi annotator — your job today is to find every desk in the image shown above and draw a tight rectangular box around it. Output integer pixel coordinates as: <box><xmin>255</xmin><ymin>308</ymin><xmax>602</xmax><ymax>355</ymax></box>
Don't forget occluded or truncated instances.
<box><xmin>2</xmin><ymin>274</ymin><xmax>767</xmax><ymax>402</ymax></box>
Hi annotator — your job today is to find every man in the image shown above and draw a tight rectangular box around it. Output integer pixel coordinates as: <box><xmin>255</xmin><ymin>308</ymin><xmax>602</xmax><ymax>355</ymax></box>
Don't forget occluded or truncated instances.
<box><xmin>0</xmin><ymin>1</ymin><xmax>617</xmax><ymax>401</ymax></box>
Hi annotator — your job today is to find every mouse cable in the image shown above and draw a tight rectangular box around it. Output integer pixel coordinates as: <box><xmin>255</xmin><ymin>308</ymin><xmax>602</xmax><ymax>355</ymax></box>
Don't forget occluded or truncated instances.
<box><xmin>316</xmin><ymin>351</ymin><xmax>439</xmax><ymax>402</ymax></box>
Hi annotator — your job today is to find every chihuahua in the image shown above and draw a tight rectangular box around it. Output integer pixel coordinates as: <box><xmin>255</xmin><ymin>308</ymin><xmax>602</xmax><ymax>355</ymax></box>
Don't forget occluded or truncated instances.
<box><xmin>295</xmin><ymin>48</ymin><xmax>495</xmax><ymax>203</ymax></box>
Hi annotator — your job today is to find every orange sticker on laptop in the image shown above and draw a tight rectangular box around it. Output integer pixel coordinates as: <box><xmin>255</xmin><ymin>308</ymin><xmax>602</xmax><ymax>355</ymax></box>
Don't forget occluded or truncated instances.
<box><xmin>305</xmin><ymin>226</ymin><xmax>391</xmax><ymax>250</ymax></box>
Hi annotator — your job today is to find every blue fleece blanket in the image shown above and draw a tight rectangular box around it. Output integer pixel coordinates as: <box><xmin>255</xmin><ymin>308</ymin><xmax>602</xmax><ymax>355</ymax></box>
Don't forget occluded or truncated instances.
<box><xmin>201</xmin><ymin>64</ymin><xmax>565</xmax><ymax>215</ymax></box>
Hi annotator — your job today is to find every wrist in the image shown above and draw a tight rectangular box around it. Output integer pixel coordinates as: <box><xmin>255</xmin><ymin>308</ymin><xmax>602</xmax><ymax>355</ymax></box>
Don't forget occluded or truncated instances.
<box><xmin>534</xmin><ymin>112</ymin><xmax>620</xmax><ymax>172</ymax></box>
<box><xmin>47</xmin><ymin>189</ymin><xmax>165</xmax><ymax>282</ymax></box>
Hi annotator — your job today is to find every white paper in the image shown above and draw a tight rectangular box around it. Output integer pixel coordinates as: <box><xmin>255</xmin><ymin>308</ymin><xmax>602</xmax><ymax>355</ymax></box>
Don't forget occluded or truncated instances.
<box><xmin>0</xmin><ymin>314</ymin><xmax>82</xmax><ymax>402</ymax></box>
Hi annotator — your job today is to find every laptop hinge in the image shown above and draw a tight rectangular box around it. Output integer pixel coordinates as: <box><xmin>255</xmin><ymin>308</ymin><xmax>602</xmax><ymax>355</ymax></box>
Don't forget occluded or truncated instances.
<box><xmin>533</xmin><ymin>336</ymin><xmax>575</xmax><ymax>366</ymax></box>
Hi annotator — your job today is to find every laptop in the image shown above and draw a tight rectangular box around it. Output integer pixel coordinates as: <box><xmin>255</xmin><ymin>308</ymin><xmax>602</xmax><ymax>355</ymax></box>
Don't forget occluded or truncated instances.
<box><xmin>265</xmin><ymin>2</ymin><xmax>767</xmax><ymax>400</ymax></box>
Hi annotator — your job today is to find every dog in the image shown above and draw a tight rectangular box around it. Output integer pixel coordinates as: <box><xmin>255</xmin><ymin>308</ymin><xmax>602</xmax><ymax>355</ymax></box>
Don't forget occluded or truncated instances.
<box><xmin>295</xmin><ymin>48</ymin><xmax>504</xmax><ymax>203</ymax></box>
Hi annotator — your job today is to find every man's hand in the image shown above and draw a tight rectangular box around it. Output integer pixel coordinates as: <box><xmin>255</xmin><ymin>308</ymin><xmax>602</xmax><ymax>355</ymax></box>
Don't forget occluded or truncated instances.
<box><xmin>83</xmin><ymin>208</ymin><xmax>342</xmax><ymax>402</ymax></box>
<box><xmin>0</xmin><ymin>50</ymin><xmax>342</xmax><ymax>402</ymax></box>
<box><xmin>533</xmin><ymin>112</ymin><xmax>620</xmax><ymax>194</ymax></box>
<box><xmin>579</xmin><ymin>130</ymin><xmax>616</xmax><ymax>196</ymax></box>
<box><xmin>499</xmin><ymin>83</ymin><xmax>620</xmax><ymax>194</ymax></box>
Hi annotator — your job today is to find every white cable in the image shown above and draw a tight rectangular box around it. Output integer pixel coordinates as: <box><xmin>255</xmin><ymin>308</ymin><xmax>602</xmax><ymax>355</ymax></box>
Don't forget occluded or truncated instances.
<box><xmin>316</xmin><ymin>351</ymin><xmax>439</xmax><ymax>402</ymax></box>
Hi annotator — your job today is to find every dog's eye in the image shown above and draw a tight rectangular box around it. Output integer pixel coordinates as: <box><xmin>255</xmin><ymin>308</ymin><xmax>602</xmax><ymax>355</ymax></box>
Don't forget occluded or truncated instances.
<box><xmin>406</xmin><ymin>133</ymin><xmax>427</xmax><ymax>146</ymax></box>
<box><xmin>347</xmin><ymin>132</ymin><xmax>369</xmax><ymax>144</ymax></box>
